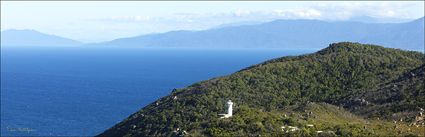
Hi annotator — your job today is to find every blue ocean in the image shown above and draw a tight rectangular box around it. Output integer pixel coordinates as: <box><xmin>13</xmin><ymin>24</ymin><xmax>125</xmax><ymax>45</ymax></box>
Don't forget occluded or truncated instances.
<box><xmin>0</xmin><ymin>47</ymin><xmax>312</xmax><ymax>136</ymax></box>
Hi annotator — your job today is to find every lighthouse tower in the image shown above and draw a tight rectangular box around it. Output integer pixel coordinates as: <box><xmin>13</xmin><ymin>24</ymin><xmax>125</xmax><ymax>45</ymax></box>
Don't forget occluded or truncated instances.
<box><xmin>219</xmin><ymin>100</ymin><xmax>234</xmax><ymax>118</ymax></box>
<box><xmin>227</xmin><ymin>100</ymin><xmax>233</xmax><ymax>117</ymax></box>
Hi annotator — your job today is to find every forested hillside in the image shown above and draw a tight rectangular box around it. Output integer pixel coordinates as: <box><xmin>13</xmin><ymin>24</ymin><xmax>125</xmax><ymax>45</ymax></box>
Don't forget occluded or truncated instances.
<box><xmin>348</xmin><ymin>64</ymin><xmax>425</xmax><ymax>121</ymax></box>
<box><xmin>98</xmin><ymin>42</ymin><xmax>424</xmax><ymax>137</ymax></box>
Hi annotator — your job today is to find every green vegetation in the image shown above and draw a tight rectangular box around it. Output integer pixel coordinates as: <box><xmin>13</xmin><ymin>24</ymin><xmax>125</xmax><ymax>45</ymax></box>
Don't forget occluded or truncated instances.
<box><xmin>98</xmin><ymin>42</ymin><xmax>425</xmax><ymax>137</ymax></box>
<box><xmin>349</xmin><ymin>64</ymin><xmax>425</xmax><ymax>121</ymax></box>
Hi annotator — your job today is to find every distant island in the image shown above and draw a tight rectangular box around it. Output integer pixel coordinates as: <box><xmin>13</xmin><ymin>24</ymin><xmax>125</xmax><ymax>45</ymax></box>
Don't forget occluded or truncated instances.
<box><xmin>0</xmin><ymin>29</ymin><xmax>81</xmax><ymax>47</ymax></box>
<box><xmin>2</xmin><ymin>17</ymin><xmax>424</xmax><ymax>51</ymax></box>
<box><xmin>92</xmin><ymin>17</ymin><xmax>424</xmax><ymax>51</ymax></box>
<box><xmin>98</xmin><ymin>42</ymin><xmax>425</xmax><ymax>136</ymax></box>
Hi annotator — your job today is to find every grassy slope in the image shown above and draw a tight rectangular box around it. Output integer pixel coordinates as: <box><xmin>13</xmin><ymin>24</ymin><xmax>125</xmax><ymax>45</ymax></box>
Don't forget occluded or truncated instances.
<box><xmin>98</xmin><ymin>42</ymin><xmax>424</xmax><ymax>137</ymax></box>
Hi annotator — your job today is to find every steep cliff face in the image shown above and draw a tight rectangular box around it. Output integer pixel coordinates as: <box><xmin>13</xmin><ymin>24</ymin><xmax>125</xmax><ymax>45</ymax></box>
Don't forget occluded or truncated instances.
<box><xmin>98</xmin><ymin>42</ymin><xmax>424</xmax><ymax>137</ymax></box>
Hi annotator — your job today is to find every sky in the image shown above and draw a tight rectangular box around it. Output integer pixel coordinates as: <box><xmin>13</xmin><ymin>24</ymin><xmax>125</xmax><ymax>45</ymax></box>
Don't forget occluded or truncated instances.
<box><xmin>1</xmin><ymin>1</ymin><xmax>424</xmax><ymax>43</ymax></box>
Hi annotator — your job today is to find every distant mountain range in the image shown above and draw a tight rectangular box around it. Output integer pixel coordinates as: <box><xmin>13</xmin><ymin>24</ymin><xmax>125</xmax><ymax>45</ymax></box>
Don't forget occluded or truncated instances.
<box><xmin>0</xmin><ymin>29</ymin><xmax>81</xmax><ymax>47</ymax></box>
<box><xmin>346</xmin><ymin>16</ymin><xmax>414</xmax><ymax>23</ymax></box>
<box><xmin>93</xmin><ymin>17</ymin><xmax>424</xmax><ymax>51</ymax></box>
<box><xmin>2</xmin><ymin>17</ymin><xmax>424</xmax><ymax>50</ymax></box>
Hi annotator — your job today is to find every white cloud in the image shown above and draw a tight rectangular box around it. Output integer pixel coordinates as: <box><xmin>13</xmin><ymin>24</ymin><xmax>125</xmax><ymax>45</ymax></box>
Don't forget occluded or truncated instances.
<box><xmin>311</xmin><ymin>2</ymin><xmax>421</xmax><ymax>20</ymax></box>
<box><xmin>99</xmin><ymin>2</ymin><xmax>421</xmax><ymax>26</ymax></box>
<box><xmin>234</xmin><ymin>9</ymin><xmax>251</xmax><ymax>17</ymax></box>
<box><xmin>272</xmin><ymin>9</ymin><xmax>321</xmax><ymax>18</ymax></box>
<box><xmin>105</xmin><ymin>15</ymin><xmax>152</xmax><ymax>22</ymax></box>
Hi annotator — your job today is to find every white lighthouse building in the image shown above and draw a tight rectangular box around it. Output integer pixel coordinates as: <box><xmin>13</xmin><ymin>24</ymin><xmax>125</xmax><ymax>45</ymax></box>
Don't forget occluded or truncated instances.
<box><xmin>219</xmin><ymin>100</ymin><xmax>234</xmax><ymax>118</ymax></box>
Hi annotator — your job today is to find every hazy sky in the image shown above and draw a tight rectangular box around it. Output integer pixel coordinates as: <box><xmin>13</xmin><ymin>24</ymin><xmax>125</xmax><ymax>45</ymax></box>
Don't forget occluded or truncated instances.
<box><xmin>1</xmin><ymin>1</ymin><xmax>424</xmax><ymax>43</ymax></box>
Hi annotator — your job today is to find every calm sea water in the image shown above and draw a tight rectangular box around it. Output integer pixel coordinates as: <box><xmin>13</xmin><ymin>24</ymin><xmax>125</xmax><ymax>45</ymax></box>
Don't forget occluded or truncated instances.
<box><xmin>1</xmin><ymin>47</ymin><xmax>312</xmax><ymax>136</ymax></box>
